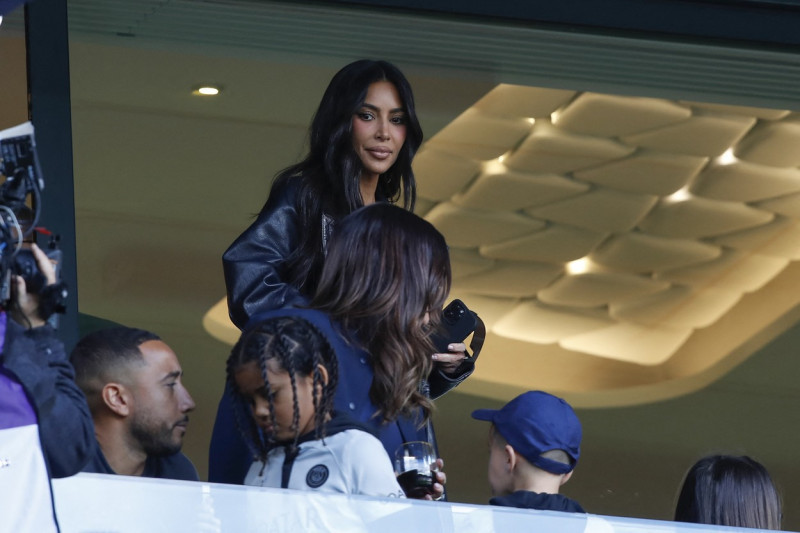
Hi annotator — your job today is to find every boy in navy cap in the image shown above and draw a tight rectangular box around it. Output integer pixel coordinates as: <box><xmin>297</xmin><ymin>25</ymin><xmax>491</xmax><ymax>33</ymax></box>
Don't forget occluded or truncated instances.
<box><xmin>472</xmin><ymin>390</ymin><xmax>585</xmax><ymax>513</ymax></box>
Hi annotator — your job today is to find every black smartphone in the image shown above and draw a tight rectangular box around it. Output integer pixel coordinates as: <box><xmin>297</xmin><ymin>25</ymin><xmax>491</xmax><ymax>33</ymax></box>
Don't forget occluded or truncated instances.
<box><xmin>431</xmin><ymin>299</ymin><xmax>478</xmax><ymax>353</ymax></box>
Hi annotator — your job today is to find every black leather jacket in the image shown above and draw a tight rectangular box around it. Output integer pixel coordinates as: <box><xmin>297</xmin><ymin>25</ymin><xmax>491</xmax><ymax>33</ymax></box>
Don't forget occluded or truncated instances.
<box><xmin>223</xmin><ymin>179</ymin><xmax>325</xmax><ymax>330</ymax></box>
<box><xmin>222</xmin><ymin>179</ymin><xmax>473</xmax><ymax>398</ymax></box>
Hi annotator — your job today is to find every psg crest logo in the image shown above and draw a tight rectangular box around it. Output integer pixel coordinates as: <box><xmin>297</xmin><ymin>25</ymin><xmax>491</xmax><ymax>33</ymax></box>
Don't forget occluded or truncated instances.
<box><xmin>306</xmin><ymin>464</ymin><xmax>329</xmax><ymax>488</ymax></box>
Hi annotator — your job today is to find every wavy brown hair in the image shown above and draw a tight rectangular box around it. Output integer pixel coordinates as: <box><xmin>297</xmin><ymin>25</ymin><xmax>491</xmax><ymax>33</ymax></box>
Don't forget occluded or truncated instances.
<box><xmin>311</xmin><ymin>203</ymin><xmax>451</xmax><ymax>424</ymax></box>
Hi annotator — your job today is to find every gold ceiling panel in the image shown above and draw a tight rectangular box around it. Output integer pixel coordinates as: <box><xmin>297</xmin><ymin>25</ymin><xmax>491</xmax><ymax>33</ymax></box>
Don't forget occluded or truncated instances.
<box><xmin>682</xmin><ymin>102</ymin><xmax>790</xmax><ymax>120</ymax></box>
<box><xmin>427</xmin><ymin>109</ymin><xmax>531</xmax><ymax>160</ymax></box>
<box><xmin>453</xmin><ymin>170</ymin><xmax>588</xmax><ymax>211</ymax></box>
<box><xmin>537</xmin><ymin>271</ymin><xmax>670</xmax><ymax>308</ymax></box>
<box><xmin>574</xmin><ymin>150</ymin><xmax>707</xmax><ymax>196</ymax></box>
<box><xmin>657</xmin><ymin>250</ymin><xmax>787</xmax><ymax>292</ymax></box>
<box><xmin>735</xmin><ymin>121</ymin><xmax>800</xmax><ymax>167</ymax></box>
<box><xmin>493</xmin><ymin>300</ymin><xmax>613</xmax><ymax>344</ymax></box>
<box><xmin>453</xmin><ymin>261</ymin><xmax>563</xmax><ymax>298</ymax></box>
<box><xmin>622</xmin><ymin>113</ymin><xmax>756</xmax><ymax>157</ymax></box>
<box><xmin>692</xmin><ymin>160</ymin><xmax>800</xmax><ymax>202</ymax></box>
<box><xmin>472</xmin><ymin>85</ymin><xmax>575</xmax><ymax>118</ymax></box>
<box><xmin>560</xmin><ymin>321</ymin><xmax>691</xmax><ymax>365</ymax></box>
<box><xmin>425</xmin><ymin>203</ymin><xmax>546</xmax><ymax>247</ymax></box>
<box><xmin>448</xmin><ymin>248</ymin><xmax>495</xmax><ymax>279</ymax></box>
<box><xmin>638</xmin><ymin>196</ymin><xmax>773</xmax><ymax>238</ymax></box>
<box><xmin>553</xmin><ymin>93</ymin><xmax>691</xmax><ymax>137</ymax></box>
<box><xmin>590</xmin><ymin>232</ymin><xmax>721</xmax><ymax>273</ymax></box>
<box><xmin>715</xmin><ymin>218</ymin><xmax>800</xmax><ymax>259</ymax></box>
<box><xmin>526</xmin><ymin>188</ymin><xmax>658</xmax><ymax>232</ymax></box>
<box><xmin>480</xmin><ymin>224</ymin><xmax>606</xmax><ymax>263</ymax></box>
<box><xmin>412</xmin><ymin>148</ymin><xmax>480</xmax><ymax>201</ymax></box>
<box><xmin>609</xmin><ymin>285</ymin><xmax>741</xmax><ymax>329</ymax></box>
<box><xmin>756</xmin><ymin>193</ymin><xmax>800</xmax><ymax>218</ymax></box>
<box><xmin>505</xmin><ymin>121</ymin><xmax>636</xmax><ymax>173</ymax></box>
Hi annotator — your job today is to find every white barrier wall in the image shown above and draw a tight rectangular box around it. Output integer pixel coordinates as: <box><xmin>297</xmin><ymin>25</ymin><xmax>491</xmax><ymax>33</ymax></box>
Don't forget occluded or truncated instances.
<box><xmin>52</xmin><ymin>473</ymin><xmax>778</xmax><ymax>533</ymax></box>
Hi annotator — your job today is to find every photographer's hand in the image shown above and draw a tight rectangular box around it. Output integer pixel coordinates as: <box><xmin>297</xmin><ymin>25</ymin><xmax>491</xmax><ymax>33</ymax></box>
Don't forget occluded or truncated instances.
<box><xmin>431</xmin><ymin>342</ymin><xmax>468</xmax><ymax>374</ymax></box>
<box><xmin>10</xmin><ymin>243</ymin><xmax>56</xmax><ymax>328</ymax></box>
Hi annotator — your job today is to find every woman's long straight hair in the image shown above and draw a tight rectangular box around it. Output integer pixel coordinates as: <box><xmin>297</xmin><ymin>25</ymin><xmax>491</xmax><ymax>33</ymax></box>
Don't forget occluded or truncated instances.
<box><xmin>311</xmin><ymin>203</ymin><xmax>451</xmax><ymax>424</ymax></box>
<box><xmin>272</xmin><ymin>59</ymin><xmax>423</xmax><ymax>297</ymax></box>
<box><xmin>675</xmin><ymin>454</ymin><xmax>782</xmax><ymax>530</ymax></box>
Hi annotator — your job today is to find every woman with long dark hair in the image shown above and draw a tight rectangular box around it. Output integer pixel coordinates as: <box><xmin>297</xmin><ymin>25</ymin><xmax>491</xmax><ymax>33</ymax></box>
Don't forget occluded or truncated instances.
<box><xmin>211</xmin><ymin>60</ymin><xmax>472</xmax><ymax>486</ymax></box>
<box><xmin>675</xmin><ymin>454</ymin><xmax>782</xmax><ymax>529</ymax></box>
<box><xmin>223</xmin><ymin>59</ymin><xmax>423</xmax><ymax>329</ymax></box>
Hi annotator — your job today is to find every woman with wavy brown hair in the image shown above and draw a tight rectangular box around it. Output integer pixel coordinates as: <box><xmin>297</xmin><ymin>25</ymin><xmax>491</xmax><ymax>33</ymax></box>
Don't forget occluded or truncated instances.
<box><xmin>311</xmin><ymin>202</ymin><xmax>452</xmax><ymax>428</ymax></box>
<box><xmin>211</xmin><ymin>204</ymin><xmax>469</xmax><ymax>498</ymax></box>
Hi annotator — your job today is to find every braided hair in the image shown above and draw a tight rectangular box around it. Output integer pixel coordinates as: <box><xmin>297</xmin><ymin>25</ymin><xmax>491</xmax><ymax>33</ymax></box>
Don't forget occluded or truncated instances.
<box><xmin>226</xmin><ymin>315</ymin><xmax>339</xmax><ymax>465</ymax></box>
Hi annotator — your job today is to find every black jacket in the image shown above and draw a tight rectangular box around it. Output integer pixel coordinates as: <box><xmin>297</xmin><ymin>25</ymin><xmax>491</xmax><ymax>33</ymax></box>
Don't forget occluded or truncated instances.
<box><xmin>223</xmin><ymin>178</ymin><xmax>317</xmax><ymax>330</ymax></box>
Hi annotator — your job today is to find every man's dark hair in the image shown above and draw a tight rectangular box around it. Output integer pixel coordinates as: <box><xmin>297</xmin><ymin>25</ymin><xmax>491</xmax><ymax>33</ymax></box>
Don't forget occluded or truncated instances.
<box><xmin>70</xmin><ymin>326</ymin><xmax>161</xmax><ymax>400</ymax></box>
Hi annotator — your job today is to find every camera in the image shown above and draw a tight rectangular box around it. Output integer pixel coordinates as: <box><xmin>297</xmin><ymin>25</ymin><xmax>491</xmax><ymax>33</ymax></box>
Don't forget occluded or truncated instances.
<box><xmin>431</xmin><ymin>299</ymin><xmax>478</xmax><ymax>354</ymax></box>
<box><xmin>0</xmin><ymin>121</ymin><xmax>66</xmax><ymax>322</ymax></box>
<box><xmin>13</xmin><ymin>245</ymin><xmax>61</xmax><ymax>294</ymax></box>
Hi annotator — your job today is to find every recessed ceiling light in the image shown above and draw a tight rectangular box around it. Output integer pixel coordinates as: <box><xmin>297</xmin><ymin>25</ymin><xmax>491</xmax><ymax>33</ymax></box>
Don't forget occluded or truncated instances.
<box><xmin>192</xmin><ymin>85</ymin><xmax>222</xmax><ymax>96</ymax></box>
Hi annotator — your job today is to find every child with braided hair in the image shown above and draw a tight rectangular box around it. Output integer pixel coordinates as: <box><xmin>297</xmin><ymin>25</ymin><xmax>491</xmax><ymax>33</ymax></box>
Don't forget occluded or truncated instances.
<box><xmin>227</xmin><ymin>314</ymin><xmax>405</xmax><ymax>498</ymax></box>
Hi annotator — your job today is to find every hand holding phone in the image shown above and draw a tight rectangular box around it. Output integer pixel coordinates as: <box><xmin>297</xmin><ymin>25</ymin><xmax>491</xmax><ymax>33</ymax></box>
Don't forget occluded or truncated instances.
<box><xmin>431</xmin><ymin>299</ymin><xmax>478</xmax><ymax>354</ymax></box>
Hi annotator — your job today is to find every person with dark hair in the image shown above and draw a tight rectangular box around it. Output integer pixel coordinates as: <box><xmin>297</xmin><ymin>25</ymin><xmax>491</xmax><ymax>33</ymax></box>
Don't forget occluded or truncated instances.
<box><xmin>471</xmin><ymin>391</ymin><xmax>585</xmax><ymax>513</ymax></box>
<box><xmin>1</xmin><ymin>244</ymin><xmax>93</xmax><ymax>532</ymax></box>
<box><xmin>223</xmin><ymin>58</ymin><xmax>423</xmax><ymax>329</ymax></box>
<box><xmin>674</xmin><ymin>454</ymin><xmax>782</xmax><ymax>530</ymax></box>
<box><xmin>228</xmin><ymin>315</ymin><xmax>404</xmax><ymax>497</ymax></box>
<box><xmin>310</xmin><ymin>203</ymin><xmax>454</xmax><ymax>426</ymax></box>
<box><xmin>70</xmin><ymin>326</ymin><xmax>199</xmax><ymax>480</ymax></box>
<box><xmin>213</xmin><ymin>204</ymin><xmax>463</xmax><ymax>499</ymax></box>
<box><xmin>211</xmin><ymin>60</ymin><xmax>472</xmax><ymax>485</ymax></box>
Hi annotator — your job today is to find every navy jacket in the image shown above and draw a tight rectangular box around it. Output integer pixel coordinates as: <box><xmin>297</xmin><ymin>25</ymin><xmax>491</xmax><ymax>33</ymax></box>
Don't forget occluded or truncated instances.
<box><xmin>83</xmin><ymin>442</ymin><xmax>199</xmax><ymax>481</ymax></box>
<box><xmin>490</xmin><ymin>490</ymin><xmax>586</xmax><ymax>513</ymax></box>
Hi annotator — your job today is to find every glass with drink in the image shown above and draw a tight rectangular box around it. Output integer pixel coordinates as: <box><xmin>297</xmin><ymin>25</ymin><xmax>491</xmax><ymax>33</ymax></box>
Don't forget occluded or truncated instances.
<box><xmin>394</xmin><ymin>441</ymin><xmax>437</xmax><ymax>498</ymax></box>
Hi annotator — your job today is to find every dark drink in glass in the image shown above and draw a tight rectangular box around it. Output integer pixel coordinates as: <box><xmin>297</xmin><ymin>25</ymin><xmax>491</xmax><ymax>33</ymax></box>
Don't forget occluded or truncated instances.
<box><xmin>397</xmin><ymin>469</ymin><xmax>434</xmax><ymax>498</ymax></box>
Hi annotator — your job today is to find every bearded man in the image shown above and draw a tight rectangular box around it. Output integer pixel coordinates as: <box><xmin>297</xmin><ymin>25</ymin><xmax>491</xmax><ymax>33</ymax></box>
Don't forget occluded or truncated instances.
<box><xmin>70</xmin><ymin>327</ymin><xmax>197</xmax><ymax>480</ymax></box>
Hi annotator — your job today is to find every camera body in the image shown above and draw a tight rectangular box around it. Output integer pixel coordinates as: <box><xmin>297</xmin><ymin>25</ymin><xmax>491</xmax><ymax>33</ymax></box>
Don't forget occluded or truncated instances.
<box><xmin>431</xmin><ymin>299</ymin><xmax>478</xmax><ymax>353</ymax></box>
<box><xmin>0</xmin><ymin>121</ymin><xmax>66</xmax><ymax>323</ymax></box>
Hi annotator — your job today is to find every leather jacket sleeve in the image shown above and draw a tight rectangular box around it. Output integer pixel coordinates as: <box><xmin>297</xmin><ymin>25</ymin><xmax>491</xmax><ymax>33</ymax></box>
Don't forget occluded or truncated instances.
<box><xmin>428</xmin><ymin>362</ymin><xmax>475</xmax><ymax>399</ymax></box>
<box><xmin>222</xmin><ymin>180</ymin><xmax>309</xmax><ymax>330</ymax></box>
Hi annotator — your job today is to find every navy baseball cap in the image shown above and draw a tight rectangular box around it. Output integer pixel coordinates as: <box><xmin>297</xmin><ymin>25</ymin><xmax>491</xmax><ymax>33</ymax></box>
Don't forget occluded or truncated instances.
<box><xmin>472</xmin><ymin>391</ymin><xmax>581</xmax><ymax>475</ymax></box>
